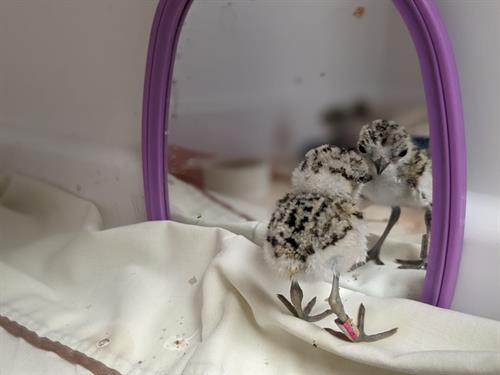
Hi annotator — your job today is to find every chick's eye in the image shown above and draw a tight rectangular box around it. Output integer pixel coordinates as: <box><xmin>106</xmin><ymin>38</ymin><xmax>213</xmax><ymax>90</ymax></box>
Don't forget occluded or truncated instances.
<box><xmin>398</xmin><ymin>149</ymin><xmax>408</xmax><ymax>157</ymax></box>
<box><xmin>358</xmin><ymin>145</ymin><xmax>366</xmax><ymax>154</ymax></box>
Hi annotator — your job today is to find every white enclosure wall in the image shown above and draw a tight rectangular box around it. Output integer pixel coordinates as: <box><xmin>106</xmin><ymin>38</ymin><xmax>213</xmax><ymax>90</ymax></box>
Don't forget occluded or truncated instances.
<box><xmin>436</xmin><ymin>0</ymin><xmax>500</xmax><ymax>321</ymax></box>
<box><xmin>0</xmin><ymin>0</ymin><xmax>156</xmax><ymax>227</ymax></box>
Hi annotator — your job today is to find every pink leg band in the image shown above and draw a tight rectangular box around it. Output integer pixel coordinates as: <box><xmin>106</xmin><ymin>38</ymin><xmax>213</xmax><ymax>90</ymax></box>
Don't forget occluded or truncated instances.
<box><xmin>335</xmin><ymin>318</ymin><xmax>359</xmax><ymax>341</ymax></box>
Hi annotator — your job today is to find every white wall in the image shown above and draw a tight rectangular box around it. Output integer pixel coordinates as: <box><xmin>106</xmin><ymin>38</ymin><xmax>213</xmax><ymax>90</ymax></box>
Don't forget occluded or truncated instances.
<box><xmin>437</xmin><ymin>0</ymin><xmax>500</xmax><ymax>198</ymax></box>
<box><xmin>0</xmin><ymin>0</ymin><xmax>157</xmax><ymax>227</ymax></box>
<box><xmin>170</xmin><ymin>0</ymin><xmax>425</xmax><ymax>157</ymax></box>
<box><xmin>436</xmin><ymin>0</ymin><xmax>500</xmax><ymax>320</ymax></box>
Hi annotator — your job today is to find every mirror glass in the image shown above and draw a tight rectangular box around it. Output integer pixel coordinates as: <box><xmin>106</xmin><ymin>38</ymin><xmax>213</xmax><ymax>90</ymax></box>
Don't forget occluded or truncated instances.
<box><xmin>167</xmin><ymin>0</ymin><xmax>430</xmax><ymax>300</ymax></box>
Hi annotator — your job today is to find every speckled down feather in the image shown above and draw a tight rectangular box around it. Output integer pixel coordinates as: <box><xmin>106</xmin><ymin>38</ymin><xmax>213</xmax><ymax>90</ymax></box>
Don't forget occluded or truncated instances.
<box><xmin>296</xmin><ymin>145</ymin><xmax>372</xmax><ymax>185</ymax></box>
<box><xmin>264</xmin><ymin>145</ymin><xmax>370</xmax><ymax>280</ymax></box>
<box><xmin>401</xmin><ymin>148</ymin><xmax>431</xmax><ymax>189</ymax></box>
<box><xmin>266</xmin><ymin>192</ymin><xmax>362</xmax><ymax>262</ymax></box>
<box><xmin>358</xmin><ymin>119</ymin><xmax>410</xmax><ymax>160</ymax></box>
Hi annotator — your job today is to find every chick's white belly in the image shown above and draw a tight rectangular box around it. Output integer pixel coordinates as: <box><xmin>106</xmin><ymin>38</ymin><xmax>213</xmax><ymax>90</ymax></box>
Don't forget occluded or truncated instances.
<box><xmin>363</xmin><ymin>177</ymin><xmax>423</xmax><ymax>208</ymax></box>
<box><xmin>307</xmin><ymin>226</ymin><xmax>367</xmax><ymax>282</ymax></box>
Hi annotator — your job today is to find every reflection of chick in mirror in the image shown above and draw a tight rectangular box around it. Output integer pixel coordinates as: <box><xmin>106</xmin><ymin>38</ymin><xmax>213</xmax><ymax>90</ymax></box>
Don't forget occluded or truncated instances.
<box><xmin>357</xmin><ymin>119</ymin><xmax>432</xmax><ymax>269</ymax></box>
<box><xmin>264</xmin><ymin>145</ymin><xmax>397</xmax><ymax>342</ymax></box>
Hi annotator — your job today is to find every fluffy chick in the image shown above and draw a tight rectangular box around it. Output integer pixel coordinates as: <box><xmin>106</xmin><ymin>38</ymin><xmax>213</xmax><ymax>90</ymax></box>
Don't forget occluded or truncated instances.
<box><xmin>357</xmin><ymin>119</ymin><xmax>432</xmax><ymax>269</ymax></box>
<box><xmin>264</xmin><ymin>145</ymin><xmax>397</xmax><ymax>342</ymax></box>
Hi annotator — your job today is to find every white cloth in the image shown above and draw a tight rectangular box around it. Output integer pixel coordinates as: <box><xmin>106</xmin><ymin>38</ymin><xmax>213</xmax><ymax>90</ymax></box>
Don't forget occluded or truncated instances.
<box><xmin>0</xmin><ymin>329</ymin><xmax>91</xmax><ymax>375</ymax></box>
<box><xmin>1</xmin><ymin>174</ymin><xmax>499</xmax><ymax>375</ymax></box>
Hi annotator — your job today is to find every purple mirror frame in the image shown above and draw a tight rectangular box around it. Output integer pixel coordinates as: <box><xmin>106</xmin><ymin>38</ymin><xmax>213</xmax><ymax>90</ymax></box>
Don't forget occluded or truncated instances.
<box><xmin>142</xmin><ymin>0</ymin><xmax>466</xmax><ymax>308</ymax></box>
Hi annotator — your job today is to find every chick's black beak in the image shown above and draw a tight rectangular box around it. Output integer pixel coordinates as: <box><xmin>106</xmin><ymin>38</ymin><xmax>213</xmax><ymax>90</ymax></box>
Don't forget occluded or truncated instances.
<box><xmin>374</xmin><ymin>159</ymin><xmax>389</xmax><ymax>175</ymax></box>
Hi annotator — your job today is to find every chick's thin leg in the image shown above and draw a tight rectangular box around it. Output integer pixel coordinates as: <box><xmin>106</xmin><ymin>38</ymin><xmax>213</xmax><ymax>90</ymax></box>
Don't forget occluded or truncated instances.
<box><xmin>367</xmin><ymin>206</ymin><xmax>401</xmax><ymax>265</ymax></box>
<box><xmin>324</xmin><ymin>273</ymin><xmax>398</xmax><ymax>342</ymax></box>
<box><xmin>277</xmin><ymin>280</ymin><xmax>333</xmax><ymax>322</ymax></box>
<box><xmin>396</xmin><ymin>206</ymin><xmax>431</xmax><ymax>270</ymax></box>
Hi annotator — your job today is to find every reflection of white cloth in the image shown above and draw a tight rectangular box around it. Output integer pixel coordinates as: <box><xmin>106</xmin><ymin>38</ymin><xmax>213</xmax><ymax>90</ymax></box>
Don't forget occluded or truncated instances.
<box><xmin>1</xmin><ymin>174</ymin><xmax>499</xmax><ymax>375</ymax></box>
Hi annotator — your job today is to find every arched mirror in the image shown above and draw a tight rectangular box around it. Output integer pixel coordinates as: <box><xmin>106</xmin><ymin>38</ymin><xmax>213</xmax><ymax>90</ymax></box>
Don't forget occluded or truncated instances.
<box><xmin>143</xmin><ymin>0</ymin><xmax>466</xmax><ymax>309</ymax></box>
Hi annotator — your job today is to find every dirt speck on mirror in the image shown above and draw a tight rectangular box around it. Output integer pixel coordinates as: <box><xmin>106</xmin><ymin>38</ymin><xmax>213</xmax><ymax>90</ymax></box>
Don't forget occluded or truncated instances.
<box><xmin>353</xmin><ymin>6</ymin><xmax>365</xmax><ymax>18</ymax></box>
